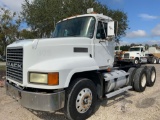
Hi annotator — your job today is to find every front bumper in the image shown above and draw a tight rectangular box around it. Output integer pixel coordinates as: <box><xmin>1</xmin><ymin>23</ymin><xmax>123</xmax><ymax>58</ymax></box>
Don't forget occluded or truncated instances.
<box><xmin>122</xmin><ymin>59</ymin><xmax>134</xmax><ymax>62</ymax></box>
<box><xmin>6</xmin><ymin>82</ymin><xmax>65</xmax><ymax>111</ymax></box>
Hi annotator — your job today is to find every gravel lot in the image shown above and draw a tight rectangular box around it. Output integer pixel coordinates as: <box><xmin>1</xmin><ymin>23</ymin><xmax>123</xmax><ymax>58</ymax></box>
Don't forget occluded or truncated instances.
<box><xmin>0</xmin><ymin>62</ymin><xmax>6</xmax><ymax>66</ymax></box>
<box><xmin>0</xmin><ymin>64</ymin><xmax>160</xmax><ymax>120</ymax></box>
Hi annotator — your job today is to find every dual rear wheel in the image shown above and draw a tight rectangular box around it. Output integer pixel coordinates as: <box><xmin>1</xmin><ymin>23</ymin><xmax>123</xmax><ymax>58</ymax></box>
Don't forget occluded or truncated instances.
<box><xmin>128</xmin><ymin>66</ymin><xmax>156</xmax><ymax>92</ymax></box>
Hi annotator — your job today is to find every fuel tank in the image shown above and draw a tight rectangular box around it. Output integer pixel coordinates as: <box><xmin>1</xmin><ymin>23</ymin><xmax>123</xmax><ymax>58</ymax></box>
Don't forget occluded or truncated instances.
<box><xmin>103</xmin><ymin>70</ymin><xmax>129</xmax><ymax>93</ymax></box>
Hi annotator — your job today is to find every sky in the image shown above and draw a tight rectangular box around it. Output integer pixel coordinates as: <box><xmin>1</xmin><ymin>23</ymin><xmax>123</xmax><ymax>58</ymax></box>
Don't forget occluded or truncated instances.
<box><xmin>100</xmin><ymin>0</ymin><xmax>160</xmax><ymax>45</ymax></box>
<box><xmin>0</xmin><ymin>0</ymin><xmax>160</xmax><ymax>45</ymax></box>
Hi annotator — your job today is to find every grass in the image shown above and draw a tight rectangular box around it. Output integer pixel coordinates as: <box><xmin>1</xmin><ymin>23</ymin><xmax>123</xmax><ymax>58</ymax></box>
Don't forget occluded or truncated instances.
<box><xmin>0</xmin><ymin>66</ymin><xmax>6</xmax><ymax>71</ymax></box>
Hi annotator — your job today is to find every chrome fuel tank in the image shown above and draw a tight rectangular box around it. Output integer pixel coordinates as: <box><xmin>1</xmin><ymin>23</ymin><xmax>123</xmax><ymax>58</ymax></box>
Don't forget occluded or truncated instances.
<box><xmin>103</xmin><ymin>70</ymin><xmax>129</xmax><ymax>93</ymax></box>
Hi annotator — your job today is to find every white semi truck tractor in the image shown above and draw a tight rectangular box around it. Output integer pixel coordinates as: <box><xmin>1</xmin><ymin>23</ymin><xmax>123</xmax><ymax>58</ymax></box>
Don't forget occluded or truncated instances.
<box><xmin>122</xmin><ymin>46</ymin><xmax>147</xmax><ymax>64</ymax></box>
<box><xmin>6</xmin><ymin>9</ymin><xmax>156</xmax><ymax>120</ymax></box>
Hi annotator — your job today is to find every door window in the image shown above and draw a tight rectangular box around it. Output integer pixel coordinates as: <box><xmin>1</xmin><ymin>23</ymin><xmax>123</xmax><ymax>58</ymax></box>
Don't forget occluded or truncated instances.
<box><xmin>96</xmin><ymin>21</ymin><xmax>106</xmax><ymax>39</ymax></box>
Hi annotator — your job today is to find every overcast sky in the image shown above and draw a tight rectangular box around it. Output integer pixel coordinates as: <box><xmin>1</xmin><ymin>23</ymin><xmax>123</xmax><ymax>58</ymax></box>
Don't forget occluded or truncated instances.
<box><xmin>0</xmin><ymin>0</ymin><xmax>160</xmax><ymax>45</ymax></box>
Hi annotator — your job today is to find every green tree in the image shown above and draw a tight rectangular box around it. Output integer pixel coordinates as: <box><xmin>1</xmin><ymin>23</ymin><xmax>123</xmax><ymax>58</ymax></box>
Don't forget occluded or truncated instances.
<box><xmin>145</xmin><ymin>44</ymin><xmax>149</xmax><ymax>50</ymax></box>
<box><xmin>120</xmin><ymin>45</ymin><xmax>130</xmax><ymax>51</ymax></box>
<box><xmin>21</xmin><ymin>0</ymin><xmax>64</xmax><ymax>38</ymax></box>
<box><xmin>19</xmin><ymin>29</ymin><xmax>37</xmax><ymax>39</ymax></box>
<box><xmin>21</xmin><ymin>0</ymin><xmax>128</xmax><ymax>39</ymax></box>
<box><xmin>130</xmin><ymin>43</ymin><xmax>135</xmax><ymax>47</ymax></box>
<box><xmin>0</xmin><ymin>7</ymin><xmax>21</xmax><ymax>55</ymax></box>
<box><xmin>152</xmin><ymin>44</ymin><xmax>158</xmax><ymax>48</ymax></box>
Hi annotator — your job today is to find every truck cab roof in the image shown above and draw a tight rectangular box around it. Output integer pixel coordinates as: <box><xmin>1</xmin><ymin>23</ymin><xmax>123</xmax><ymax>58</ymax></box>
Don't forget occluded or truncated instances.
<box><xmin>130</xmin><ymin>46</ymin><xmax>145</xmax><ymax>48</ymax></box>
<box><xmin>60</xmin><ymin>13</ymin><xmax>113</xmax><ymax>23</ymax></box>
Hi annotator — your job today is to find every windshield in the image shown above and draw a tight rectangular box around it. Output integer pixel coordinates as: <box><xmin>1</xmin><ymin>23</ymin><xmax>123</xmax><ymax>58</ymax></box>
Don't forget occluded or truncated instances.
<box><xmin>129</xmin><ymin>47</ymin><xmax>141</xmax><ymax>51</ymax></box>
<box><xmin>53</xmin><ymin>16</ymin><xmax>96</xmax><ymax>38</ymax></box>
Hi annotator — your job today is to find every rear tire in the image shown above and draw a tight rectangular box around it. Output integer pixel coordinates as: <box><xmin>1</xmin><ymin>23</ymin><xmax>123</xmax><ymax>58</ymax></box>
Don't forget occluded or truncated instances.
<box><xmin>134</xmin><ymin>68</ymin><xmax>147</xmax><ymax>92</ymax></box>
<box><xmin>64</xmin><ymin>78</ymin><xmax>97</xmax><ymax>120</ymax></box>
<box><xmin>146</xmin><ymin>66</ymin><xmax>156</xmax><ymax>87</ymax></box>
<box><xmin>152</xmin><ymin>58</ymin><xmax>157</xmax><ymax>64</ymax></box>
<box><xmin>156</xmin><ymin>58</ymin><xmax>160</xmax><ymax>64</ymax></box>
<box><xmin>127</xmin><ymin>67</ymin><xmax>137</xmax><ymax>86</ymax></box>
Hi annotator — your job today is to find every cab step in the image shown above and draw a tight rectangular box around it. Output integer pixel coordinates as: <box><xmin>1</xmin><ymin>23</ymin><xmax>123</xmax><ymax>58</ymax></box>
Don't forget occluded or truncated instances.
<box><xmin>105</xmin><ymin>86</ymin><xmax>132</xmax><ymax>98</ymax></box>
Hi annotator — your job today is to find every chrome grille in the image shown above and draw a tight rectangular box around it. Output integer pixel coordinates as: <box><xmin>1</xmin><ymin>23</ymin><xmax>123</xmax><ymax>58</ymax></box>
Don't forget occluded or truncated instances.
<box><xmin>6</xmin><ymin>48</ymin><xmax>23</xmax><ymax>83</ymax></box>
<box><xmin>124</xmin><ymin>53</ymin><xmax>129</xmax><ymax>58</ymax></box>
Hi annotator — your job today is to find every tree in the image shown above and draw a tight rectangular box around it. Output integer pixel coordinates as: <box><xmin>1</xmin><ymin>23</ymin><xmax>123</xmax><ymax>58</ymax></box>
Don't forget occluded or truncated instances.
<box><xmin>21</xmin><ymin>0</ymin><xmax>128</xmax><ymax>39</ymax></box>
<box><xmin>21</xmin><ymin>0</ymin><xmax>64</xmax><ymax>38</ymax></box>
<box><xmin>120</xmin><ymin>45</ymin><xmax>130</xmax><ymax>51</ymax></box>
<box><xmin>130</xmin><ymin>43</ymin><xmax>136</xmax><ymax>47</ymax></box>
<box><xmin>0</xmin><ymin>7</ymin><xmax>21</xmax><ymax>55</ymax></box>
<box><xmin>152</xmin><ymin>44</ymin><xmax>158</xmax><ymax>48</ymax></box>
<box><xmin>145</xmin><ymin>44</ymin><xmax>149</xmax><ymax>50</ymax></box>
<box><xmin>19</xmin><ymin>29</ymin><xmax>37</xmax><ymax>39</ymax></box>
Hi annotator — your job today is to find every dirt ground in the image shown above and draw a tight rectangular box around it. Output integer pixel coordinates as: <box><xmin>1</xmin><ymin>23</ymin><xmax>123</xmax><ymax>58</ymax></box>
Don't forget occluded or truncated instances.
<box><xmin>0</xmin><ymin>64</ymin><xmax>160</xmax><ymax>120</ymax></box>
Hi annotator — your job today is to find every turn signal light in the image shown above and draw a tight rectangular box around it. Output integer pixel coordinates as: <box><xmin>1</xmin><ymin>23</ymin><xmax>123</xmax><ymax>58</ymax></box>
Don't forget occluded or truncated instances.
<box><xmin>107</xmin><ymin>68</ymin><xmax>111</xmax><ymax>72</ymax></box>
<box><xmin>48</xmin><ymin>73</ymin><xmax>59</xmax><ymax>85</ymax></box>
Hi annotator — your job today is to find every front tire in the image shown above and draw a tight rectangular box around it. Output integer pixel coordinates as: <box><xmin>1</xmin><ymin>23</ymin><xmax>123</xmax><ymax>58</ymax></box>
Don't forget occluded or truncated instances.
<box><xmin>134</xmin><ymin>68</ymin><xmax>147</xmax><ymax>92</ymax></box>
<box><xmin>64</xmin><ymin>78</ymin><xmax>97</xmax><ymax>120</ymax></box>
<box><xmin>134</xmin><ymin>58</ymin><xmax>139</xmax><ymax>65</ymax></box>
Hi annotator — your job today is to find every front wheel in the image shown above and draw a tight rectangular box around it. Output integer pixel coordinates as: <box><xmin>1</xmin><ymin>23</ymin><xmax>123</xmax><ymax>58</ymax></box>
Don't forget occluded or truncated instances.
<box><xmin>64</xmin><ymin>78</ymin><xmax>97</xmax><ymax>120</ymax></box>
<box><xmin>134</xmin><ymin>58</ymin><xmax>139</xmax><ymax>65</ymax></box>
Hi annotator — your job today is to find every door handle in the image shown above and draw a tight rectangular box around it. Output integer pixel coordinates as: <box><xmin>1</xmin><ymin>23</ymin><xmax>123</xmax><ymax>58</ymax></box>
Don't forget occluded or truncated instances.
<box><xmin>99</xmin><ymin>40</ymin><xmax>106</xmax><ymax>43</ymax></box>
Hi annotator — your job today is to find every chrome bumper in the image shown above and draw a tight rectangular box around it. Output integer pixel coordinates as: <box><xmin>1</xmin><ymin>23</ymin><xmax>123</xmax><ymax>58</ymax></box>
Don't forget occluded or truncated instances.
<box><xmin>6</xmin><ymin>82</ymin><xmax>65</xmax><ymax>111</ymax></box>
<box><xmin>122</xmin><ymin>59</ymin><xmax>134</xmax><ymax>62</ymax></box>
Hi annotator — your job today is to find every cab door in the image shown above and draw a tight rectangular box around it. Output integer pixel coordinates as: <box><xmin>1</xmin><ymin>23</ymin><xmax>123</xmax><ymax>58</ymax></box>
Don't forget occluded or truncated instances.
<box><xmin>94</xmin><ymin>21</ymin><xmax>114</xmax><ymax>68</ymax></box>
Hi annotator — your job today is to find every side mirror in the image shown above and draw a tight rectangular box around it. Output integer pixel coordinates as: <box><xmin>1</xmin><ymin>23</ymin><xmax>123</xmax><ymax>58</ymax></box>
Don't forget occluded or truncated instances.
<box><xmin>107</xmin><ymin>21</ymin><xmax>115</xmax><ymax>37</ymax></box>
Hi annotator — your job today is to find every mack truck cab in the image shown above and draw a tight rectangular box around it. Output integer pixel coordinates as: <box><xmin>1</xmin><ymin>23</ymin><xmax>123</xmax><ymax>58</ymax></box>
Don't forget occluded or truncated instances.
<box><xmin>6</xmin><ymin>9</ymin><xmax>156</xmax><ymax>120</ymax></box>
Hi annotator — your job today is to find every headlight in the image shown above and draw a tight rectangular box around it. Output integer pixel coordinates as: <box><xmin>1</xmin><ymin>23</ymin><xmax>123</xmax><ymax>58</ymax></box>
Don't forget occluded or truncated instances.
<box><xmin>30</xmin><ymin>73</ymin><xmax>48</xmax><ymax>84</ymax></box>
<box><xmin>29</xmin><ymin>72</ymin><xmax>59</xmax><ymax>85</ymax></box>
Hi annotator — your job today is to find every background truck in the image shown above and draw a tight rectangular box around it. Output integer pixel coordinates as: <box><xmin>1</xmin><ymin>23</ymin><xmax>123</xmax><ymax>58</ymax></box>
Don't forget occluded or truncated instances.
<box><xmin>145</xmin><ymin>53</ymin><xmax>160</xmax><ymax>64</ymax></box>
<box><xmin>5</xmin><ymin>9</ymin><xmax>156</xmax><ymax>120</ymax></box>
<box><xmin>122</xmin><ymin>46</ymin><xmax>147</xmax><ymax>64</ymax></box>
